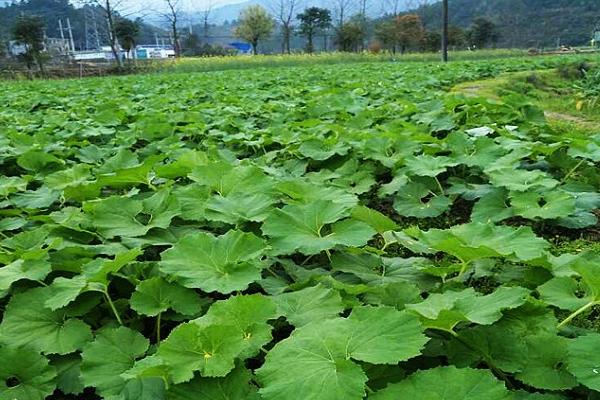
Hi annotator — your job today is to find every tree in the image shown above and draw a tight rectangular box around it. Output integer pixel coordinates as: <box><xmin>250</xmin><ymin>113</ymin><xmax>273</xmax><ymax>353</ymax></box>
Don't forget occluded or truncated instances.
<box><xmin>332</xmin><ymin>0</ymin><xmax>354</xmax><ymax>28</ymax></box>
<box><xmin>201</xmin><ymin>1</ymin><xmax>213</xmax><ymax>42</ymax></box>
<box><xmin>422</xmin><ymin>30</ymin><xmax>441</xmax><ymax>52</ymax></box>
<box><xmin>162</xmin><ymin>0</ymin><xmax>182</xmax><ymax>57</ymax></box>
<box><xmin>395</xmin><ymin>14</ymin><xmax>425</xmax><ymax>54</ymax></box>
<box><xmin>374</xmin><ymin>19</ymin><xmax>397</xmax><ymax>51</ymax></box>
<box><xmin>336</xmin><ymin>17</ymin><xmax>366</xmax><ymax>52</ymax></box>
<box><xmin>86</xmin><ymin>0</ymin><xmax>124</xmax><ymax>67</ymax></box>
<box><xmin>114</xmin><ymin>18</ymin><xmax>139</xmax><ymax>61</ymax></box>
<box><xmin>271</xmin><ymin>0</ymin><xmax>302</xmax><ymax>54</ymax></box>
<box><xmin>12</xmin><ymin>15</ymin><xmax>47</xmax><ymax>73</ymax></box>
<box><xmin>448</xmin><ymin>25</ymin><xmax>466</xmax><ymax>48</ymax></box>
<box><xmin>298</xmin><ymin>7</ymin><xmax>331</xmax><ymax>53</ymax></box>
<box><xmin>234</xmin><ymin>5</ymin><xmax>274</xmax><ymax>55</ymax></box>
<box><xmin>468</xmin><ymin>16</ymin><xmax>499</xmax><ymax>48</ymax></box>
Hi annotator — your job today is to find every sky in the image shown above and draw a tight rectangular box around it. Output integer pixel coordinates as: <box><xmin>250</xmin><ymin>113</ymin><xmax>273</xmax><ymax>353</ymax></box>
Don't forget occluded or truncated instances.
<box><xmin>133</xmin><ymin>0</ymin><xmax>246</xmax><ymax>12</ymax></box>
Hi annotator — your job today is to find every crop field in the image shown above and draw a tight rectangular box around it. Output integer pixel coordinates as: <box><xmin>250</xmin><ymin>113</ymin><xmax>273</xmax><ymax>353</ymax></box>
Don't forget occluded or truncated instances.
<box><xmin>0</xmin><ymin>54</ymin><xmax>600</xmax><ymax>399</ymax></box>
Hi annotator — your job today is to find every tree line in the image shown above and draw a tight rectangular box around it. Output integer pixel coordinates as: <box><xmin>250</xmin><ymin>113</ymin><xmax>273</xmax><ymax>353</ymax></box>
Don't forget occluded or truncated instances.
<box><xmin>6</xmin><ymin>0</ymin><xmax>502</xmax><ymax>74</ymax></box>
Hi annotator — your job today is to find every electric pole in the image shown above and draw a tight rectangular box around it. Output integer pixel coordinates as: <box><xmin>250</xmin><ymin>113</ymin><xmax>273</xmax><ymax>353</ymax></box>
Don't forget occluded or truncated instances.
<box><xmin>441</xmin><ymin>0</ymin><xmax>448</xmax><ymax>62</ymax></box>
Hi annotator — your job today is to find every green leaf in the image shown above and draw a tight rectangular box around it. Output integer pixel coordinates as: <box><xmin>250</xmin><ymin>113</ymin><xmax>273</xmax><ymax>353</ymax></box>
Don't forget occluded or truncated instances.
<box><xmin>369</xmin><ymin>366</ymin><xmax>512</xmax><ymax>399</ymax></box>
<box><xmin>156</xmin><ymin>323</ymin><xmax>245</xmax><ymax>383</ymax></box>
<box><xmin>393</xmin><ymin>183</ymin><xmax>451</xmax><ymax>218</ymax></box>
<box><xmin>486</xmin><ymin>167</ymin><xmax>559</xmax><ymax>192</ymax></box>
<box><xmin>537</xmin><ymin>277</ymin><xmax>591</xmax><ymax>311</ymax></box>
<box><xmin>81</xmin><ymin>327</ymin><xmax>149</xmax><ymax>397</ymax></box>
<box><xmin>52</xmin><ymin>354</ymin><xmax>85</xmax><ymax>395</ymax></box>
<box><xmin>257</xmin><ymin>319</ymin><xmax>367</xmax><ymax>400</ymax></box>
<box><xmin>0</xmin><ymin>287</ymin><xmax>92</xmax><ymax>355</ymax></box>
<box><xmin>351</xmin><ymin>205</ymin><xmax>398</xmax><ymax>234</ymax></box>
<box><xmin>204</xmin><ymin>193</ymin><xmax>275</xmax><ymax>224</ymax></box>
<box><xmin>406</xmin><ymin>223</ymin><xmax>549</xmax><ymax>263</ymax></box>
<box><xmin>196</xmin><ymin>294</ymin><xmax>277</xmax><ymax>358</ymax></box>
<box><xmin>0</xmin><ymin>346</ymin><xmax>57</xmax><ymax>400</ymax></box>
<box><xmin>406</xmin><ymin>287</ymin><xmax>530</xmax><ymax>331</ymax></box>
<box><xmin>189</xmin><ymin>163</ymin><xmax>273</xmax><ymax>196</ymax></box>
<box><xmin>471</xmin><ymin>189</ymin><xmax>514</xmax><ymax>223</ymax></box>
<box><xmin>160</xmin><ymin>230</ymin><xmax>267</xmax><ymax>293</ymax></box>
<box><xmin>514</xmin><ymin>335</ymin><xmax>576</xmax><ymax>390</ymax></box>
<box><xmin>85</xmin><ymin>190</ymin><xmax>179</xmax><ymax>238</ymax></box>
<box><xmin>166</xmin><ymin>365</ymin><xmax>259</xmax><ymax>400</ymax></box>
<box><xmin>10</xmin><ymin>186</ymin><xmax>60</xmax><ymax>209</ymax></box>
<box><xmin>567</xmin><ymin>333</ymin><xmax>600</xmax><ymax>391</ymax></box>
<box><xmin>510</xmin><ymin>191</ymin><xmax>576</xmax><ymax>220</ymax></box>
<box><xmin>273</xmin><ymin>284</ymin><xmax>344</xmax><ymax>327</ymax></box>
<box><xmin>261</xmin><ymin>200</ymin><xmax>376</xmax><ymax>255</ymax></box>
<box><xmin>405</xmin><ymin>155</ymin><xmax>457</xmax><ymax>177</ymax></box>
<box><xmin>130</xmin><ymin>277</ymin><xmax>203</xmax><ymax>317</ymax></box>
<box><xmin>0</xmin><ymin>258</ymin><xmax>51</xmax><ymax>293</ymax></box>
<box><xmin>257</xmin><ymin>307</ymin><xmax>427</xmax><ymax>400</ymax></box>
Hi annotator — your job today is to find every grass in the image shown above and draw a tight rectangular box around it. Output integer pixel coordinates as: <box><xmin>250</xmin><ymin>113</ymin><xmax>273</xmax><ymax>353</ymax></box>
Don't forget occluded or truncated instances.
<box><xmin>144</xmin><ymin>49</ymin><xmax>532</xmax><ymax>74</ymax></box>
<box><xmin>453</xmin><ymin>61</ymin><xmax>600</xmax><ymax>131</ymax></box>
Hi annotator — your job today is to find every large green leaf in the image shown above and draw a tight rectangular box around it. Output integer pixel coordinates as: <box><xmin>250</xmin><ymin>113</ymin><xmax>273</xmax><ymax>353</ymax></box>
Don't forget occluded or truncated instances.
<box><xmin>80</xmin><ymin>327</ymin><xmax>149</xmax><ymax>397</ymax></box>
<box><xmin>273</xmin><ymin>284</ymin><xmax>344</xmax><ymax>327</ymax></box>
<box><xmin>405</xmin><ymin>223</ymin><xmax>549</xmax><ymax>264</ymax></box>
<box><xmin>130</xmin><ymin>277</ymin><xmax>203</xmax><ymax>317</ymax></box>
<box><xmin>257</xmin><ymin>307</ymin><xmax>427</xmax><ymax>400</ymax></box>
<box><xmin>156</xmin><ymin>323</ymin><xmax>245</xmax><ymax>383</ymax></box>
<box><xmin>261</xmin><ymin>200</ymin><xmax>375</xmax><ymax>255</ymax></box>
<box><xmin>369</xmin><ymin>366</ymin><xmax>512</xmax><ymax>399</ymax></box>
<box><xmin>393</xmin><ymin>183</ymin><xmax>452</xmax><ymax>218</ymax></box>
<box><xmin>406</xmin><ymin>287</ymin><xmax>530</xmax><ymax>332</ymax></box>
<box><xmin>0</xmin><ymin>287</ymin><xmax>92</xmax><ymax>355</ymax></box>
<box><xmin>0</xmin><ymin>346</ymin><xmax>57</xmax><ymax>400</ymax></box>
<box><xmin>160</xmin><ymin>230</ymin><xmax>267</xmax><ymax>293</ymax></box>
<box><xmin>166</xmin><ymin>365</ymin><xmax>259</xmax><ymax>400</ymax></box>
<box><xmin>567</xmin><ymin>333</ymin><xmax>600</xmax><ymax>391</ymax></box>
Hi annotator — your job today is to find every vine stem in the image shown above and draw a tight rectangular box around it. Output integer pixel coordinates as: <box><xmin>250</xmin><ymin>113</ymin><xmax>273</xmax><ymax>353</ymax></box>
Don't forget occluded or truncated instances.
<box><xmin>558</xmin><ymin>301</ymin><xmax>597</xmax><ymax>329</ymax></box>
<box><xmin>104</xmin><ymin>292</ymin><xmax>123</xmax><ymax>326</ymax></box>
<box><xmin>560</xmin><ymin>159</ymin><xmax>585</xmax><ymax>184</ymax></box>
<box><xmin>434</xmin><ymin>176</ymin><xmax>445</xmax><ymax>196</ymax></box>
<box><xmin>156</xmin><ymin>312</ymin><xmax>162</xmax><ymax>343</ymax></box>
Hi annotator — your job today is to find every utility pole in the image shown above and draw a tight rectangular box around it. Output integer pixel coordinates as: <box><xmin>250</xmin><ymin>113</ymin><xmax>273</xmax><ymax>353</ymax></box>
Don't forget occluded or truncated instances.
<box><xmin>441</xmin><ymin>0</ymin><xmax>448</xmax><ymax>62</ymax></box>
<box><xmin>58</xmin><ymin>19</ymin><xmax>65</xmax><ymax>40</ymax></box>
<box><xmin>66</xmin><ymin>18</ymin><xmax>75</xmax><ymax>52</ymax></box>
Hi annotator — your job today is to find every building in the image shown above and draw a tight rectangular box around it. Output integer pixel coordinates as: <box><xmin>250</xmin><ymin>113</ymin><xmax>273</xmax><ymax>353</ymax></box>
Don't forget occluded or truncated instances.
<box><xmin>135</xmin><ymin>45</ymin><xmax>175</xmax><ymax>59</ymax></box>
<box><xmin>8</xmin><ymin>37</ymin><xmax>70</xmax><ymax>57</ymax></box>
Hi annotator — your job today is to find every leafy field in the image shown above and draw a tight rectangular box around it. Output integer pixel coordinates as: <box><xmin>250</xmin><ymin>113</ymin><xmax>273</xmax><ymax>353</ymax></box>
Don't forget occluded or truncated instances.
<box><xmin>1</xmin><ymin>55</ymin><xmax>600</xmax><ymax>400</ymax></box>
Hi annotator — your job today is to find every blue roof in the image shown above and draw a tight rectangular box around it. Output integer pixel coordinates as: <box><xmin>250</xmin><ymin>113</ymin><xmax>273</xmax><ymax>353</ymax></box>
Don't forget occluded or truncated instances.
<box><xmin>229</xmin><ymin>42</ymin><xmax>252</xmax><ymax>52</ymax></box>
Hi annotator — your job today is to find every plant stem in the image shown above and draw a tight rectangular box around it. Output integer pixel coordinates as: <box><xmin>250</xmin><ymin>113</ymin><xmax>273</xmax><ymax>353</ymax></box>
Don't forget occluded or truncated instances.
<box><xmin>558</xmin><ymin>301</ymin><xmax>597</xmax><ymax>329</ymax></box>
<box><xmin>156</xmin><ymin>312</ymin><xmax>162</xmax><ymax>343</ymax></box>
<box><xmin>434</xmin><ymin>176</ymin><xmax>445</xmax><ymax>195</ymax></box>
<box><xmin>560</xmin><ymin>159</ymin><xmax>585</xmax><ymax>184</ymax></box>
<box><xmin>104</xmin><ymin>292</ymin><xmax>123</xmax><ymax>326</ymax></box>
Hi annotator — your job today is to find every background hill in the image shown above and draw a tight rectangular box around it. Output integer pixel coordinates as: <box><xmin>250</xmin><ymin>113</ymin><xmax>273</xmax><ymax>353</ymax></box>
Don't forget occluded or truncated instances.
<box><xmin>419</xmin><ymin>0</ymin><xmax>600</xmax><ymax>48</ymax></box>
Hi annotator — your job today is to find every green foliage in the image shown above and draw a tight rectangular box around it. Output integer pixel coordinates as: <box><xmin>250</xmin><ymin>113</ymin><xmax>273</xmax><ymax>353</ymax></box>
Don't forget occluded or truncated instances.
<box><xmin>297</xmin><ymin>7</ymin><xmax>332</xmax><ymax>53</ymax></box>
<box><xmin>114</xmin><ymin>18</ymin><xmax>140</xmax><ymax>54</ymax></box>
<box><xmin>0</xmin><ymin>55</ymin><xmax>599</xmax><ymax>399</ymax></box>
<box><xmin>234</xmin><ymin>5</ymin><xmax>274</xmax><ymax>55</ymax></box>
<box><xmin>11</xmin><ymin>14</ymin><xmax>47</xmax><ymax>72</ymax></box>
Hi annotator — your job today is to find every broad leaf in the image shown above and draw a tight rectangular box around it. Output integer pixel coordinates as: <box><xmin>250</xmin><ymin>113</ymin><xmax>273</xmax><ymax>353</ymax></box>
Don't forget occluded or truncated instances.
<box><xmin>160</xmin><ymin>230</ymin><xmax>267</xmax><ymax>293</ymax></box>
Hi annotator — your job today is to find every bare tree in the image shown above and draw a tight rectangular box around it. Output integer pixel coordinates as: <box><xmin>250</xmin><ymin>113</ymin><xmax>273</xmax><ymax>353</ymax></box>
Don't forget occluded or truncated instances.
<box><xmin>201</xmin><ymin>1</ymin><xmax>214</xmax><ymax>42</ymax></box>
<box><xmin>85</xmin><ymin>0</ymin><xmax>124</xmax><ymax>67</ymax></box>
<box><xmin>271</xmin><ymin>0</ymin><xmax>302</xmax><ymax>54</ymax></box>
<box><xmin>382</xmin><ymin>0</ymin><xmax>403</xmax><ymax>17</ymax></box>
<box><xmin>332</xmin><ymin>0</ymin><xmax>355</xmax><ymax>28</ymax></box>
<box><xmin>161</xmin><ymin>0</ymin><xmax>182</xmax><ymax>57</ymax></box>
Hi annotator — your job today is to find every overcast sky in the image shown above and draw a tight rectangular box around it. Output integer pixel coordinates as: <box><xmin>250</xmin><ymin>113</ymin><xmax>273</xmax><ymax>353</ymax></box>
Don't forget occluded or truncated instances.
<box><xmin>130</xmin><ymin>0</ymin><xmax>246</xmax><ymax>12</ymax></box>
